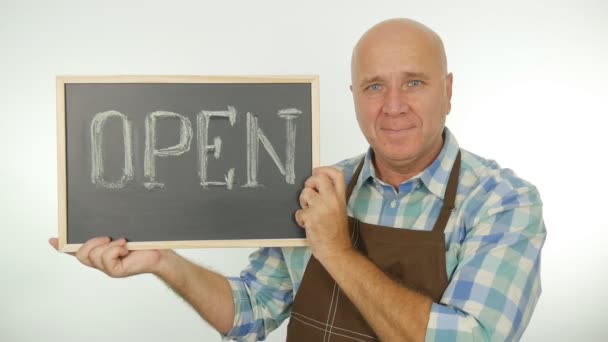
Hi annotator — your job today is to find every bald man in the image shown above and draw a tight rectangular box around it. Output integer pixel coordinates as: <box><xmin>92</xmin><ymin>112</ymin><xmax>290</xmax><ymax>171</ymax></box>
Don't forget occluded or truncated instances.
<box><xmin>51</xmin><ymin>18</ymin><xmax>545</xmax><ymax>341</ymax></box>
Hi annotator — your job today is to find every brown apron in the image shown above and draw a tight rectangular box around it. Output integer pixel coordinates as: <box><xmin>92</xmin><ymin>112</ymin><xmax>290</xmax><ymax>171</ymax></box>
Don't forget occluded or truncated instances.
<box><xmin>286</xmin><ymin>151</ymin><xmax>461</xmax><ymax>341</ymax></box>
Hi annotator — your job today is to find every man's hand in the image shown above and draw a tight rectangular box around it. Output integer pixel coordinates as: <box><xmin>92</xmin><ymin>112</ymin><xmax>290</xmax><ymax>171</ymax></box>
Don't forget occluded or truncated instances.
<box><xmin>295</xmin><ymin>167</ymin><xmax>354</xmax><ymax>263</ymax></box>
<box><xmin>49</xmin><ymin>237</ymin><xmax>171</xmax><ymax>278</ymax></box>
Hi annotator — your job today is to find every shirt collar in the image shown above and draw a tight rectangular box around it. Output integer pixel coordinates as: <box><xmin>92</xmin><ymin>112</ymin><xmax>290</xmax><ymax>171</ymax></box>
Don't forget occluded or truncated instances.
<box><xmin>356</xmin><ymin>127</ymin><xmax>460</xmax><ymax>200</ymax></box>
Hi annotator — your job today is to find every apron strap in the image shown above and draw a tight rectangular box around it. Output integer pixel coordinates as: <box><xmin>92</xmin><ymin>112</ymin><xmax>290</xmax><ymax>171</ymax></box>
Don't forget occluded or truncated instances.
<box><xmin>432</xmin><ymin>151</ymin><xmax>461</xmax><ymax>233</ymax></box>
<box><xmin>345</xmin><ymin>156</ymin><xmax>366</xmax><ymax>202</ymax></box>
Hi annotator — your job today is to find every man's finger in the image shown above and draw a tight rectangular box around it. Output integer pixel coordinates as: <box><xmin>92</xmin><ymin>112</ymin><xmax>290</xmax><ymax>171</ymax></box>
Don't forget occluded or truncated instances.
<box><xmin>312</xmin><ymin>167</ymin><xmax>346</xmax><ymax>196</ymax></box>
<box><xmin>101</xmin><ymin>239</ymin><xmax>128</xmax><ymax>277</ymax></box>
<box><xmin>305</xmin><ymin>173</ymin><xmax>334</xmax><ymax>195</ymax></box>
<box><xmin>49</xmin><ymin>238</ymin><xmax>59</xmax><ymax>250</ymax></box>
<box><xmin>294</xmin><ymin>209</ymin><xmax>307</xmax><ymax>228</ymax></box>
<box><xmin>76</xmin><ymin>236</ymin><xmax>111</xmax><ymax>267</ymax></box>
<box><xmin>49</xmin><ymin>237</ymin><xmax>76</xmax><ymax>256</ymax></box>
<box><xmin>299</xmin><ymin>187</ymin><xmax>318</xmax><ymax>209</ymax></box>
<box><xmin>88</xmin><ymin>243</ymin><xmax>107</xmax><ymax>270</ymax></box>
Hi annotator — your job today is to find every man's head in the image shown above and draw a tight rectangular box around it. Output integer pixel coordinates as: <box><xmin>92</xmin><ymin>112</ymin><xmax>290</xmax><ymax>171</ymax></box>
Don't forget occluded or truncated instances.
<box><xmin>351</xmin><ymin>18</ymin><xmax>453</xmax><ymax>179</ymax></box>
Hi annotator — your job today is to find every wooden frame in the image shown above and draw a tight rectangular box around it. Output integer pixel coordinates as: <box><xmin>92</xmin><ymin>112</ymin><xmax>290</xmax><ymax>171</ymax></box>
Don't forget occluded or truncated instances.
<box><xmin>57</xmin><ymin>75</ymin><xmax>320</xmax><ymax>252</ymax></box>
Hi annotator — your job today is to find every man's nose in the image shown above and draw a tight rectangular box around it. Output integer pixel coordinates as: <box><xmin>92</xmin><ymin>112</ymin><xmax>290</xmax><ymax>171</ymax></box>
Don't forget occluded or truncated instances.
<box><xmin>382</xmin><ymin>87</ymin><xmax>409</xmax><ymax>116</ymax></box>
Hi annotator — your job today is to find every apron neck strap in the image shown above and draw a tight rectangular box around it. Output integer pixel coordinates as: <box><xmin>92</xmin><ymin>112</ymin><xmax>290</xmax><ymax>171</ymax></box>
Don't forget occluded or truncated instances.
<box><xmin>345</xmin><ymin>157</ymin><xmax>366</xmax><ymax>202</ymax></box>
<box><xmin>432</xmin><ymin>150</ymin><xmax>461</xmax><ymax>233</ymax></box>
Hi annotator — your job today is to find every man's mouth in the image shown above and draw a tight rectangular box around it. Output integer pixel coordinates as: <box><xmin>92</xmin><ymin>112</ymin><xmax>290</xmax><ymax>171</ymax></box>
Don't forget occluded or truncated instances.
<box><xmin>381</xmin><ymin>126</ymin><xmax>415</xmax><ymax>133</ymax></box>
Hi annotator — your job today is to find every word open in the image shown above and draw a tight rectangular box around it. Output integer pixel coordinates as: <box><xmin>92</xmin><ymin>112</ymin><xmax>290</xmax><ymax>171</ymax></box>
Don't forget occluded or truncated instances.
<box><xmin>90</xmin><ymin>106</ymin><xmax>302</xmax><ymax>190</ymax></box>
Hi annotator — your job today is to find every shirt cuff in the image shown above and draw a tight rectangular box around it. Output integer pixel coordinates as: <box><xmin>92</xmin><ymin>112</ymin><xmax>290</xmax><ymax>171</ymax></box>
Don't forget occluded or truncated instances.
<box><xmin>424</xmin><ymin>302</ymin><xmax>482</xmax><ymax>341</ymax></box>
<box><xmin>220</xmin><ymin>276</ymin><xmax>256</xmax><ymax>341</ymax></box>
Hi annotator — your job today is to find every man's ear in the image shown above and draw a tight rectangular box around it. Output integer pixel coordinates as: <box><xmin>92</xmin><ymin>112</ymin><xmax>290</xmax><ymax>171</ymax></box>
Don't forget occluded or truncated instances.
<box><xmin>446</xmin><ymin>73</ymin><xmax>453</xmax><ymax>114</ymax></box>
<box><xmin>349</xmin><ymin>85</ymin><xmax>353</xmax><ymax>93</ymax></box>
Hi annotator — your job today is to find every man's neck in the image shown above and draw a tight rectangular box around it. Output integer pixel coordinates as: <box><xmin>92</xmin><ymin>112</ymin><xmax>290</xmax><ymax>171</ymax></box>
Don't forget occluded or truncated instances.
<box><xmin>372</xmin><ymin>138</ymin><xmax>444</xmax><ymax>190</ymax></box>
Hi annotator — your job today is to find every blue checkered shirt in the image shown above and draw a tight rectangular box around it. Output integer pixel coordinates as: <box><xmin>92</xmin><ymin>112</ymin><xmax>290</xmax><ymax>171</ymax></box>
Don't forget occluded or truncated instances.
<box><xmin>223</xmin><ymin>127</ymin><xmax>546</xmax><ymax>341</ymax></box>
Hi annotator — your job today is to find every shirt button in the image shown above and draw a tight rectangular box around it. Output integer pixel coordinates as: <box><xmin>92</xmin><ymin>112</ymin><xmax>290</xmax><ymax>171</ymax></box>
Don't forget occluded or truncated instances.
<box><xmin>390</xmin><ymin>200</ymin><xmax>397</xmax><ymax>208</ymax></box>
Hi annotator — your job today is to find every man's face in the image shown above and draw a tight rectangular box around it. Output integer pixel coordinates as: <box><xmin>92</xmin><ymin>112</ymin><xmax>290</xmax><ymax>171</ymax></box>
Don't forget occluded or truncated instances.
<box><xmin>351</xmin><ymin>31</ymin><xmax>453</xmax><ymax>173</ymax></box>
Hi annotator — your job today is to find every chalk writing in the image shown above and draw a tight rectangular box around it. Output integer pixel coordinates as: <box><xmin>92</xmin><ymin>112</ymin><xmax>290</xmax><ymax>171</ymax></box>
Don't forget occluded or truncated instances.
<box><xmin>90</xmin><ymin>110</ymin><xmax>134</xmax><ymax>189</ymax></box>
<box><xmin>243</xmin><ymin>109</ymin><xmax>301</xmax><ymax>187</ymax></box>
<box><xmin>278</xmin><ymin>108</ymin><xmax>302</xmax><ymax>184</ymax></box>
<box><xmin>90</xmin><ymin>107</ymin><xmax>301</xmax><ymax>190</ymax></box>
<box><xmin>143</xmin><ymin>111</ymin><xmax>193</xmax><ymax>189</ymax></box>
<box><xmin>197</xmin><ymin>106</ymin><xmax>237</xmax><ymax>189</ymax></box>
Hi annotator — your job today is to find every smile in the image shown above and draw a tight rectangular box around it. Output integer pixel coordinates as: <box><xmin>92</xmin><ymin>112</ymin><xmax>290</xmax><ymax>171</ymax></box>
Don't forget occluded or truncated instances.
<box><xmin>381</xmin><ymin>127</ymin><xmax>415</xmax><ymax>133</ymax></box>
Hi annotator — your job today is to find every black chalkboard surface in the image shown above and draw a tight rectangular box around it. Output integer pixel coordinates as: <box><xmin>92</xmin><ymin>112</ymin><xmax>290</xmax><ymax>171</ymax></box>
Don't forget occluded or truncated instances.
<box><xmin>57</xmin><ymin>76</ymin><xmax>319</xmax><ymax>252</ymax></box>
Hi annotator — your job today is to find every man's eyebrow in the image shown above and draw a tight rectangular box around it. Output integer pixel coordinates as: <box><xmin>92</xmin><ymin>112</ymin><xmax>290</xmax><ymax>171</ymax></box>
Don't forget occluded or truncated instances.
<box><xmin>359</xmin><ymin>72</ymin><xmax>431</xmax><ymax>86</ymax></box>
<box><xmin>359</xmin><ymin>76</ymin><xmax>383</xmax><ymax>86</ymax></box>
<box><xmin>401</xmin><ymin>72</ymin><xmax>430</xmax><ymax>80</ymax></box>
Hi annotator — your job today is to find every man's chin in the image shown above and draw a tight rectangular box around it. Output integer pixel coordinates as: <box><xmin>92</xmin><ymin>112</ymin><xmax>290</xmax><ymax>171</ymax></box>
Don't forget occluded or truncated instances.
<box><xmin>375</xmin><ymin>150</ymin><xmax>419</xmax><ymax>166</ymax></box>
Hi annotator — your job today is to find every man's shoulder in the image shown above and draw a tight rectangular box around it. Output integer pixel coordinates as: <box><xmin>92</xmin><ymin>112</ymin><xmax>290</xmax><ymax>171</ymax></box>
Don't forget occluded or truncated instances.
<box><xmin>458</xmin><ymin>148</ymin><xmax>543</xmax><ymax>213</ymax></box>
<box><xmin>460</xmin><ymin>148</ymin><xmax>536</xmax><ymax>187</ymax></box>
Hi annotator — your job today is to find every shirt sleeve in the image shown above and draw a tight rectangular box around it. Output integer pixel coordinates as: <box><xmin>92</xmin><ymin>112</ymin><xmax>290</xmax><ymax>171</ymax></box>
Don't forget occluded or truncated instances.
<box><xmin>425</xmin><ymin>176</ymin><xmax>547</xmax><ymax>341</ymax></box>
<box><xmin>222</xmin><ymin>247</ymin><xmax>294</xmax><ymax>341</ymax></box>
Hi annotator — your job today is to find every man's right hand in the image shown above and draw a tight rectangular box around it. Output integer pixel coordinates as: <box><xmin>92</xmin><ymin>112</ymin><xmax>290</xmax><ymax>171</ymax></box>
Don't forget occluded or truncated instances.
<box><xmin>48</xmin><ymin>237</ymin><xmax>171</xmax><ymax>278</ymax></box>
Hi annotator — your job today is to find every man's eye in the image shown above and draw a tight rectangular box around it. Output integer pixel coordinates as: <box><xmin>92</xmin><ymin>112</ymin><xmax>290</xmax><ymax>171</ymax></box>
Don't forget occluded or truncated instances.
<box><xmin>368</xmin><ymin>84</ymin><xmax>382</xmax><ymax>91</ymax></box>
<box><xmin>408</xmin><ymin>80</ymin><xmax>422</xmax><ymax>87</ymax></box>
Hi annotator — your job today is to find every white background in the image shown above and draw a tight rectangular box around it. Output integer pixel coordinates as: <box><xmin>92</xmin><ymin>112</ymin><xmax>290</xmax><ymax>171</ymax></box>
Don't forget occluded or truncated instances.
<box><xmin>1</xmin><ymin>0</ymin><xmax>607</xmax><ymax>341</ymax></box>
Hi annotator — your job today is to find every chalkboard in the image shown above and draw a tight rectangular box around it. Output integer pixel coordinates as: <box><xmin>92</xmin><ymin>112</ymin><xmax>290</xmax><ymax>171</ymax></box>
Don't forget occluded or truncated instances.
<box><xmin>56</xmin><ymin>76</ymin><xmax>319</xmax><ymax>252</ymax></box>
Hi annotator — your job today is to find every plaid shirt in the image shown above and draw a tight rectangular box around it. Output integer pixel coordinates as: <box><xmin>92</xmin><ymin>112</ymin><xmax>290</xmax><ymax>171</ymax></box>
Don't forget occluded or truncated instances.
<box><xmin>223</xmin><ymin>128</ymin><xmax>546</xmax><ymax>341</ymax></box>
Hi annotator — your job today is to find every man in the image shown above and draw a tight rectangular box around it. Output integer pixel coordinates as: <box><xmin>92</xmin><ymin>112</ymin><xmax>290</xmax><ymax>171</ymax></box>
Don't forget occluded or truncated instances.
<box><xmin>50</xmin><ymin>18</ymin><xmax>545</xmax><ymax>341</ymax></box>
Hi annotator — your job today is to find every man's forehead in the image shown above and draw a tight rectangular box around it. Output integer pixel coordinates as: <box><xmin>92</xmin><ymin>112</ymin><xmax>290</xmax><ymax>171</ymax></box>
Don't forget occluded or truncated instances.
<box><xmin>351</xmin><ymin>19</ymin><xmax>447</xmax><ymax>79</ymax></box>
<box><xmin>356</xmin><ymin>33</ymin><xmax>440</xmax><ymax>62</ymax></box>
<box><xmin>353</xmin><ymin>45</ymin><xmax>443</xmax><ymax>80</ymax></box>
<box><xmin>363</xmin><ymin>71</ymin><xmax>431</xmax><ymax>81</ymax></box>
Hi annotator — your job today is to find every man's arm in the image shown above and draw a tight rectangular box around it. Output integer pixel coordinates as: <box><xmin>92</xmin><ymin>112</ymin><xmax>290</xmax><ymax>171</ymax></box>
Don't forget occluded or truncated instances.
<box><xmin>49</xmin><ymin>237</ymin><xmax>235</xmax><ymax>334</ymax></box>
<box><xmin>321</xmin><ymin>247</ymin><xmax>432</xmax><ymax>341</ymax></box>
<box><xmin>296</xmin><ymin>167</ymin><xmax>430</xmax><ymax>341</ymax></box>
<box><xmin>295</xmin><ymin>167</ymin><xmax>545</xmax><ymax>341</ymax></box>
<box><xmin>153</xmin><ymin>249</ymin><xmax>235</xmax><ymax>334</ymax></box>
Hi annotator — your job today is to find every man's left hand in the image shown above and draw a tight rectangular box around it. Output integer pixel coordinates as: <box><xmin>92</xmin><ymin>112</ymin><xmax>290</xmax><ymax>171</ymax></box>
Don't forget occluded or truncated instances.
<box><xmin>295</xmin><ymin>167</ymin><xmax>354</xmax><ymax>262</ymax></box>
